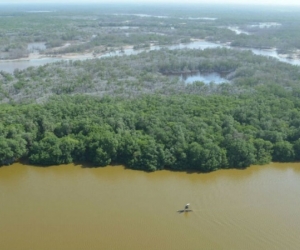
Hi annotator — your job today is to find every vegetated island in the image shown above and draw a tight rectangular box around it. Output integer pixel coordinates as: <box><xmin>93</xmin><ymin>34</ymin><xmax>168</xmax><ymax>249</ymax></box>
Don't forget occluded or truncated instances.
<box><xmin>1</xmin><ymin>4</ymin><xmax>300</xmax><ymax>172</ymax></box>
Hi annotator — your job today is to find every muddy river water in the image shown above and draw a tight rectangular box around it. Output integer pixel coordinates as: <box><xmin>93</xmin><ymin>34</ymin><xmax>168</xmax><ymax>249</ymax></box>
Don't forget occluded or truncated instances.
<box><xmin>1</xmin><ymin>162</ymin><xmax>300</xmax><ymax>250</ymax></box>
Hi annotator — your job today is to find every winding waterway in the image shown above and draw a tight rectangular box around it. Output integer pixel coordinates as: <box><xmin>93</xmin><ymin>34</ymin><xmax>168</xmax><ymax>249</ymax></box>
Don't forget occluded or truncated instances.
<box><xmin>1</xmin><ymin>162</ymin><xmax>300</xmax><ymax>250</ymax></box>
<box><xmin>1</xmin><ymin>40</ymin><xmax>300</xmax><ymax>74</ymax></box>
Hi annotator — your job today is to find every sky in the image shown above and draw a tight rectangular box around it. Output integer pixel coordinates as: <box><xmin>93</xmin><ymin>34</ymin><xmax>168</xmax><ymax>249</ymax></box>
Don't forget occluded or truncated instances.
<box><xmin>1</xmin><ymin>0</ymin><xmax>299</xmax><ymax>5</ymax></box>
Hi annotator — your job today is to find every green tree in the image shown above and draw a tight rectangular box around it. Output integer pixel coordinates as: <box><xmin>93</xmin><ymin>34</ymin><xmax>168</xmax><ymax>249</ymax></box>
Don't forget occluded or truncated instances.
<box><xmin>272</xmin><ymin>141</ymin><xmax>295</xmax><ymax>162</ymax></box>
<box><xmin>29</xmin><ymin>133</ymin><xmax>63</xmax><ymax>165</ymax></box>
<box><xmin>293</xmin><ymin>138</ymin><xmax>300</xmax><ymax>161</ymax></box>
<box><xmin>187</xmin><ymin>142</ymin><xmax>227</xmax><ymax>172</ymax></box>
<box><xmin>253</xmin><ymin>138</ymin><xmax>273</xmax><ymax>164</ymax></box>
<box><xmin>59</xmin><ymin>136</ymin><xmax>78</xmax><ymax>164</ymax></box>
<box><xmin>86</xmin><ymin>129</ymin><xmax>119</xmax><ymax>166</ymax></box>
<box><xmin>225</xmin><ymin>137</ymin><xmax>256</xmax><ymax>169</ymax></box>
<box><xmin>0</xmin><ymin>136</ymin><xmax>27</xmax><ymax>165</ymax></box>
<box><xmin>127</xmin><ymin>133</ymin><xmax>165</xmax><ymax>172</ymax></box>
<box><xmin>0</xmin><ymin>137</ymin><xmax>14</xmax><ymax>165</ymax></box>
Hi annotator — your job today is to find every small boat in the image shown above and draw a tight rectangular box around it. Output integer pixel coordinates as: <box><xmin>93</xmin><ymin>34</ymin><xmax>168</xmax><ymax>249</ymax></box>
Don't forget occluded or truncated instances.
<box><xmin>177</xmin><ymin>209</ymin><xmax>193</xmax><ymax>213</ymax></box>
<box><xmin>177</xmin><ymin>203</ymin><xmax>192</xmax><ymax>213</ymax></box>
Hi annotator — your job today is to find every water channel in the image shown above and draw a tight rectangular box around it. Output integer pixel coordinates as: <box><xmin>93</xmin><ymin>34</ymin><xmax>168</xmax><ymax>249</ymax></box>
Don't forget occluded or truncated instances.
<box><xmin>1</xmin><ymin>162</ymin><xmax>300</xmax><ymax>250</ymax></box>
<box><xmin>1</xmin><ymin>40</ymin><xmax>300</xmax><ymax>74</ymax></box>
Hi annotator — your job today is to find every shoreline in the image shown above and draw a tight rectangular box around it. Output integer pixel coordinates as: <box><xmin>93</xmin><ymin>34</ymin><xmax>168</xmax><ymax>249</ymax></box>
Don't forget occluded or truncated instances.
<box><xmin>3</xmin><ymin>160</ymin><xmax>300</xmax><ymax>175</ymax></box>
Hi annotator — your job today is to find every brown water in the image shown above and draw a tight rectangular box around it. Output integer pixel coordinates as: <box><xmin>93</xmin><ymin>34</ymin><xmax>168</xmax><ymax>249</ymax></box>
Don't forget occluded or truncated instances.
<box><xmin>1</xmin><ymin>163</ymin><xmax>300</xmax><ymax>250</ymax></box>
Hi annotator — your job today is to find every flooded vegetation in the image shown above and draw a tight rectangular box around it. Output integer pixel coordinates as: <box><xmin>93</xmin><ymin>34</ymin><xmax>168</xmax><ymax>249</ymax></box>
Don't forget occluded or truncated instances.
<box><xmin>1</xmin><ymin>39</ymin><xmax>300</xmax><ymax>74</ymax></box>
<box><xmin>1</xmin><ymin>4</ymin><xmax>300</xmax><ymax>71</ymax></box>
<box><xmin>1</xmin><ymin>4</ymin><xmax>300</xmax><ymax>61</ymax></box>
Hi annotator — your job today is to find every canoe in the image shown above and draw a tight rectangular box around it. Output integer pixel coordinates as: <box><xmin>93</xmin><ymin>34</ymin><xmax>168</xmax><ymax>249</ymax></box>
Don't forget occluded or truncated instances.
<box><xmin>177</xmin><ymin>209</ymin><xmax>193</xmax><ymax>213</ymax></box>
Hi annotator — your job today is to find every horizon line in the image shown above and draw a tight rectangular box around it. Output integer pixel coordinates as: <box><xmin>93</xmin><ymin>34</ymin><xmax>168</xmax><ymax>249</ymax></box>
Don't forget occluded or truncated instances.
<box><xmin>1</xmin><ymin>2</ymin><xmax>300</xmax><ymax>5</ymax></box>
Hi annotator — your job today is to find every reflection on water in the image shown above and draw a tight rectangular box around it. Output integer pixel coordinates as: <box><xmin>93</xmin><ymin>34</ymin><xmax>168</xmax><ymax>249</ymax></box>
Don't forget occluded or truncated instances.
<box><xmin>228</xmin><ymin>26</ymin><xmax>250</xmax><ymax>35</ymax></box>
<box><xmin>115</xmin><ymin>26</ymin><xmax>139</xmax><ymax>29</ymax></box>
<box><xmin>180</xmin><ymin>72</ymin><xmax>230</xmax><ymax>84</ymax></box>
<box><xmin>181</xmin><ymin>17</ymin><xmax>217</xmax><ymax>20</ymax></box>
<box><xmin>27</xmin><ymin>42</ymin><xmax>46</xmax><ymax>52</ymax></box>
<box><xmin>249</xmin><ymin>48</ymin><xmax>300</xmax><ymax>65</ymax></box>
<box><xmin>248</xmin><ymin>22</ymin><xmax>281</xmax><ymax>28</ymax></box>
<box><xmin>0</xmin><ymin>58</ymin><xmax>64</xmax><ymax>73</ymax></box>
<box><xmin>1</xmin><ymin>163</ymin><xmax>300</xmax><ymax>250</ymax></box>
<box><xmin>113</xmin><ymin>13</ymin><xmax>168</xmax><ymax>18</ymax></box>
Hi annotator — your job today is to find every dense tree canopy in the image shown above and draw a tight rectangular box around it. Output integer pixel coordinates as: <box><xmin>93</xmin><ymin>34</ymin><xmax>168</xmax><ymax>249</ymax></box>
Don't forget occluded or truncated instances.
<box><xmin>1</xmin><ymin>87</ymin><xmax>300</xmax><ymax>172</ymax></box>
<box><xmin>1</xmin><ymin>5</ymin><xmax>300</xmax><ymax>172</ymax></box>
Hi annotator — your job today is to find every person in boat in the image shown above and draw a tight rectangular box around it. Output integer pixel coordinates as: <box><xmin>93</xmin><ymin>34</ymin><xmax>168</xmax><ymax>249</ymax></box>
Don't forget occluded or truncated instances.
<box><xmin>177</xmin><ymin>203</ymin><xmax>191</xmax><ymax>213</ymax></box>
